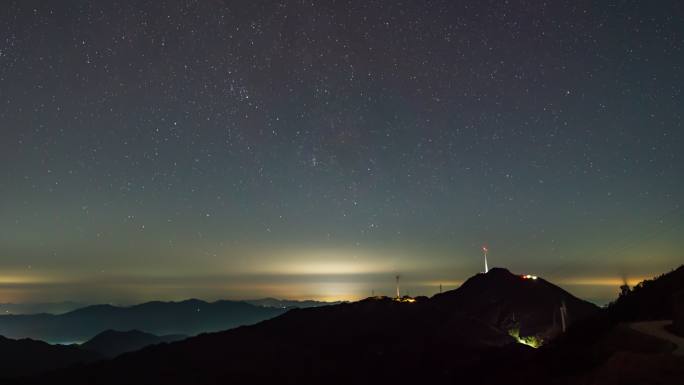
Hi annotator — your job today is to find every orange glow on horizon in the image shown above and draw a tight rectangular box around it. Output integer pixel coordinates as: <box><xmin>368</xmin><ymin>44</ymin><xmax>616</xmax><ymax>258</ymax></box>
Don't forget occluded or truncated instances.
<box><xmin>557</xmin><ymin>277</ymin><xmax>648</xmax><ymax>287</ymax></box>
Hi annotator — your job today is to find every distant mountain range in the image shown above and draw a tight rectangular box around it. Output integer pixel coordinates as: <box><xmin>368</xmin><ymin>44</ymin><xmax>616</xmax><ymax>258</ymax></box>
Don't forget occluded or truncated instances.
<box><xmin>80</xmin><ymin>330</ymin><xmax>186</xmax><ymax>358</ymax></box>
<box><xmin>5</xmin><ymin>266</ymin><xmax>684</xmax><ymax>384</ymax></box>
<box><xmin>244</xmin><ymin>298</ymin><xmax>344</xmax><ymax>309</ymax></box>
<box><xmin>0</xmin><ymin>299</ymin><xmax>285</xmax><ymax>343</ymax></box>
<box><xmin>0</xmin><ymin>298</ymin><xmax>339</xmax><ymax>317</ymax></box>
<box><xmin>20</xmin><ymin>267</ymin><xmax>602</xmax><ymax>385</ymax></box>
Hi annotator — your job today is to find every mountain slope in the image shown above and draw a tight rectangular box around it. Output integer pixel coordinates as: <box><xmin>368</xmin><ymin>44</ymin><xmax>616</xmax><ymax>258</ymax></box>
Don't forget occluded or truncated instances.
<box><xmin>675</xmin><ymin>291</ymin><xmax>684</xmax><ymax>335</ymax></box>
<box><xmin>81</xmin><ymin>330</ymin><xmax>186</xmax><ymax>358</ymax></box>
<box><xmin>0</xmin><ymin>299</ymin><xmax>285</xmax><ymax>343</ymax></box>
<box><xmin>28</xmin><ymin>267</ymin><xmax>599</xmax><ymax>385</ymax></box>
<box><xmin>608</xmin><ymin>265</ymin><xmax>684</xmax><ymax>322</ymax></box>
<box><xmin>432</xmin><ymin>267</ymin><xmax>599</xmax><ymax>339</ymax></box>
<box><xmin>0</xmin><ymin>336</ymin><xmax>100</xmax><ymax>379</ymax></box>
<box><xmin>31</xmin><ymin>297</ymin><xmax>520</xmax><ymax>385</ymax></box>
<box><xmin>494</xmin><ymin>265</ymin><xmax>684</xmax><ymax>385</ymax></box>
<box><xmin>15</xmin><ymin>269</ymin><xmax>635</xmax><ymax>385</ymax></box>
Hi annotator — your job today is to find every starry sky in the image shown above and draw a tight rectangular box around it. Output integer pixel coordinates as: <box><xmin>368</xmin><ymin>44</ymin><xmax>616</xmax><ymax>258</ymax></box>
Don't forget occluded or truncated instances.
<box><xmin>1</xmin><ymin>0</ymin><xmax>682</xmax><ymax>305</ymax></box>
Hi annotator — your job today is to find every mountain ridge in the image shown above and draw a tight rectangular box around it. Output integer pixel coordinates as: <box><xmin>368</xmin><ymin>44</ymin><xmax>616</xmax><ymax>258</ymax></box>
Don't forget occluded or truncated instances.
<box><xmin>11</xmin><ymin>267</ymin><xmax>684</xmax><ymax>384</ymax></box>
<box><xmin>81</xmin><ymin>329</ymin><xmax>186</xmax><ymax>358</ymax></box>
<box><xmin>0</xmin><ymin>299</ymin><xmax>285</xmax><ymax>343</ymax></box>
<box><xmin>0</xmin><ymin>335</ymin><xmax>101</xmax><ymax>379</ymax></box>
<box><xmin>432</xmin><ymin>267</ymin><xmax>599</xmax><ymax>339</ymax></box>
<box><xmin>23</xmin><ymin>267</ymin><xmax>601</xmax><ymax>385</ymax></box>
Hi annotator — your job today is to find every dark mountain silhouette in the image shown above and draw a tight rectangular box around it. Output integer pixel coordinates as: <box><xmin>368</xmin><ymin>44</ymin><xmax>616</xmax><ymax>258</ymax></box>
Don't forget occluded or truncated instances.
<box><xmin>608</xmin><ymin>265</ymin><xmax>684</xmax><ymax>322</ymax></box>
<box><xmin>0</xmin><ymin>299</ymin><xmax>284</xmax><ymax>343</ymax></box>
<box><xmin>0</xmin><ymin>335</ymin><xmax>100</xmax><ymax>379</ymax></box>
<box><xmin>492</xmin><ymin>265</ymin><xmax>684</xmax><ymax>384</ymax></box>
<box><xmin>22</xmin><ymin>268</ymin><xmax>602</xmax><ymax>385</ymax></box>
<box><xmin>81</xmin><ymin>330</ymin><xmax>186</xmax><ymax>358</ymax></box>
<box><xmin>15</xmin><ymin>267</ymin><xmax>684</xmax><ymax>385</ymax></box>
<box><xmin>28</xmin><ymin>297</ymin><xmax>519</xmax><ymax>385</ymax></box>
<box><xmin>674</xmin><ymin>291</ymin><xmax>684</xmax><ymax>336</ymax></box>
<box><xmin>244</xmin><ymin>298</ymin><xmax>343</xmax><ymax>309</ymax></box>
<box><xmin>432</xmin><ymin>267</ymin><xmax>599</xmax><ymax>340</ymax></box>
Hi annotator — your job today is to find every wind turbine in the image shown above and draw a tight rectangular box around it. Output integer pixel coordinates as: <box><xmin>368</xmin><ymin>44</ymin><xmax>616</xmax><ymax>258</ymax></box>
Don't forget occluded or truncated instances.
<box><xmin>395</xmin><ymin>274</ymin><xmax>401</xmax><ymax>298</ymax></box>
<box><xmin>482</xmin><ymin>246</ymin><xmax>489</xmax><ymax>273</ymax></box>
<box><xmin>560</xmin><ymin>300</ymin><xmax>568</xmax><ymax>333</ymax></box>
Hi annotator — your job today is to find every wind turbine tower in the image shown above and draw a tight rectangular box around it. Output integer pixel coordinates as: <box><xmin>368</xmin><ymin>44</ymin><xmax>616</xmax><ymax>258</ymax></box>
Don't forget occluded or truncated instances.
<box><xmin>560</xmin><ymin>300</ymin><xmax>568</xmax><ymax>333</ymax></box>
<box><xmin>395</xmin><ymin>275</ymin><xmax>401</xmax><ymax>298</ymax></box>
<box><xmin>482</xmin><ymin>246</ymin><xmax>489</xmax><ymax>273</ymax></box>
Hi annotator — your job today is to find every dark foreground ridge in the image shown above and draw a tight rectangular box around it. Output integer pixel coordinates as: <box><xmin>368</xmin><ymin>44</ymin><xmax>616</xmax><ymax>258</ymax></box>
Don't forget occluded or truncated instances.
<box><xmin>15</xmin><ymin>267</ymin><xmax>610</xmax><ymax>385</ymax></box>
<box><xmin>0</xmin><ymin>335</ymin><xmax>101</xmax><ymax>378</ymax></box>
<box><xmin>5</xmin><ymin>266</ymin><xmax>684</xmax><ymax>384</ymax></box>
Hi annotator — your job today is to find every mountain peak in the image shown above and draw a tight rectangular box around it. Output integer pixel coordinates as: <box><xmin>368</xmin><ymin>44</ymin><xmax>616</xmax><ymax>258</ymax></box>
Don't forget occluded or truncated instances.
<box><xmin>433</xmin><ymin>267</ymin><xmax>599</xmax><ymax>339</ymax></box>
<box><xmin>484</xmin><ymin>267</ymin><xmax>515</xmax><ymax>277</ymax></box>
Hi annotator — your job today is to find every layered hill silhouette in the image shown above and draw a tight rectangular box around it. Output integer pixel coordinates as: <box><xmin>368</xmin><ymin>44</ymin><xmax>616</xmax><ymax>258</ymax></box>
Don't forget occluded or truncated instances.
<box><xmin>0</xmin><ymin>330</ymin><xmax>186</xmax><ymax>379</ymax></box>
<box><xmin>11</xmin><ymin>267</ymin><xmax>684</xmax><ymax>385</ymax></box>
<box><xmin>22</xmin><ymin>267</ymin><xmax>600</xmax><ymax>385</ymax></box>
<box><xmin>0</xmin><ymin>299</ymin><xmax>284</xmax><ymax>343</ymax></box>
<box><xmin>0</xmin><ymin>335</ymin><xmax>101</xmax><ymax>378</ymax></box>
<box><xmin>27</xmin><ymin>299</ymin><xmax>516</xmax><ymax>385</ymax></box>
<box><xmin>81</xmin><ymin>330</ymin><xmax>186</xmax><ymax>358</ymax></box>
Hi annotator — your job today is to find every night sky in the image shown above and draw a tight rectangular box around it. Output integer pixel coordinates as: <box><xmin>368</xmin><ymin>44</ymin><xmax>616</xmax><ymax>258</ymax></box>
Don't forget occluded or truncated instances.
<box><xmin>1</xmin><ymin>0</ymin><xmax>682</xmax><ymax>305</ymax></box>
